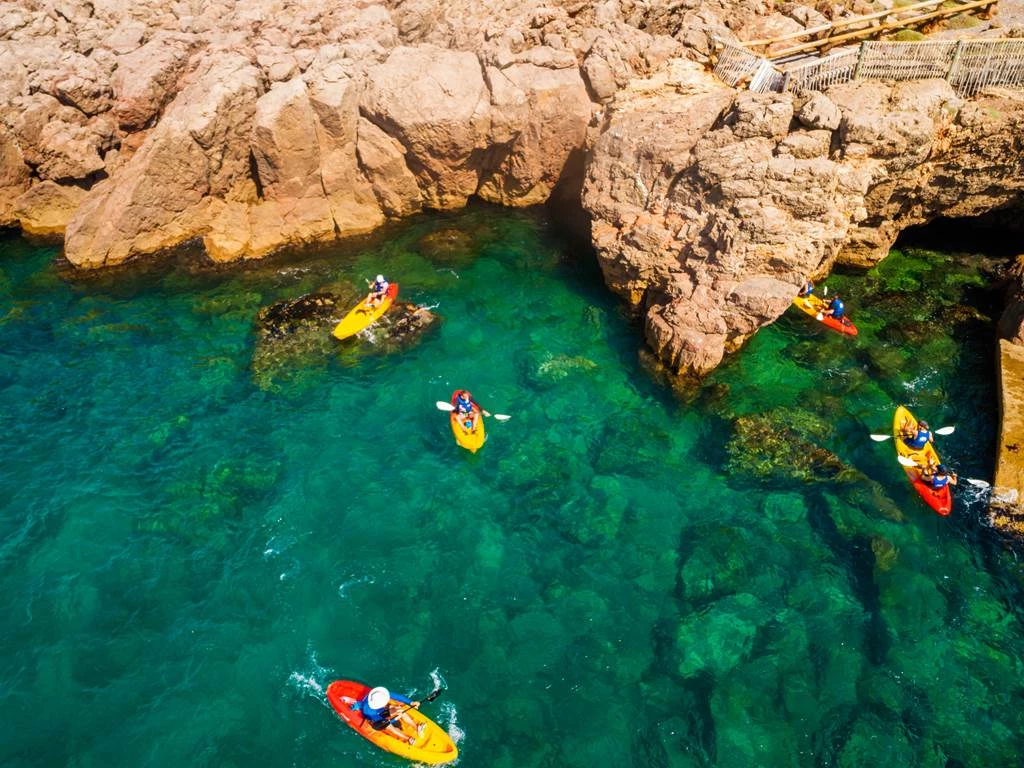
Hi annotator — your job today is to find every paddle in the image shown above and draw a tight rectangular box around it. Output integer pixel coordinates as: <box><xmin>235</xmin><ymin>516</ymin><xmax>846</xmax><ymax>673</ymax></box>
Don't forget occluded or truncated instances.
<box><xmin>871</xmin><ymin>426</ymin><xmax>956</xmax><ymax>441</ymax></box>
<box><xmin>387</xmin><ymin>686</ymin><xmax>443</xmax><ymax>722</ymax></box>
<box><xmin>895</xmin><ymin>455</ymin><xmax>989</xmax><ymax>488</ymax></box>
<box><xmin>435</xmin><ymin>401</ymin><xmax>511</xmax><ymax>421</ymax></box>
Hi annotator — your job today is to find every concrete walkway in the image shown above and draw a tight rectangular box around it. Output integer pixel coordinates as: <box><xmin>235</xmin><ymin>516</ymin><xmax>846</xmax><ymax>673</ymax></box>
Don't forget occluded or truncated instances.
<box><xmin>990</xmin><ymin>339</ymin><xmax>1024</xmax><ymax>536</ymax></box>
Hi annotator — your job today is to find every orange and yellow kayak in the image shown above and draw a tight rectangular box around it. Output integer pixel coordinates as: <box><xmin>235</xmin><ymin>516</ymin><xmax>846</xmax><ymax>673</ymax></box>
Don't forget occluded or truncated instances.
<box><xmin>893</xmin><ymin>405</ymin><xmax>952</xmax><ymax>516</ymax></box>
<box><xmin>792</xmin><ymin>293</ymin><xmax>858</xmax><ymax>336</ymax></box>
<box><xmin>326</xmin><ymin>680</ymin><xmax>458</xmax><ymax>765</ymax></box>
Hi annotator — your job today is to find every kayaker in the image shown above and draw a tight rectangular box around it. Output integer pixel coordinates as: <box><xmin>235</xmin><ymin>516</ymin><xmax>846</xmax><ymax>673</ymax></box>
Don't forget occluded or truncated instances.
<box><xmin>922</xmin><ymin>463</ymin><xmax>958</xmax><ymax>489</ymax></box>
<box><xmin>901</xmin><ymin>420</ymin><xmax>933</xmax><ymax>450</ymax></box>
<box><xmin>821</xmin><ymin>294</ymin><xmax>845</xmax><ymax>322</ymax></box>
<box><xmin>798</xmin><ymin>279</ymin><xmax>814</xmax><ymax>297</ymax></box>
<box><xmin>365</xmin><ymin>274</ymin><xmax>390</xmax><ymax>309</ymax></box>
<box><xmin>353</xmin><ymin>686</ymin><xmax>423</xmax><ymax>745</ymax></box>
<box><xmin>453</xmin><ymin>389</ymin><xmax>480</xmax><ymax>431</ymax></box>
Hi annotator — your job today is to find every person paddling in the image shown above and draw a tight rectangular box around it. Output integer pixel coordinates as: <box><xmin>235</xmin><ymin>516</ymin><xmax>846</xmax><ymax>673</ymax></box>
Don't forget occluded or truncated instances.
<box><xmin>365</xmin><ymin>274</ymin><xmax>390</xmax><ymax>309</ymax></box>
<box><xmin>798</xmin><ymin>279</ymin><xmax>814</xmax><ymax>298</ymax></box>
<box><xmin>821</xmin><ymin>293</ymin><xmax>846</xmax><ymax>323</ymax></box>
<box><xmin>901</xmin><ymin>419</ymin><xmax>934</xmax><ymax>450</ymax></box>
<box><xmin>353</xmin><ymin>686</ymin><xmax>424</xmax><ymax>745</ymax></box>
<box><xmin>453</xmin><ymin>389</ymin><xmax>482</xmax><ymax>431</ymax></box>
<box><xmin>921</xmin><ymin>463</ymin><xmax>957</xmax><ymax>490</ymax></box>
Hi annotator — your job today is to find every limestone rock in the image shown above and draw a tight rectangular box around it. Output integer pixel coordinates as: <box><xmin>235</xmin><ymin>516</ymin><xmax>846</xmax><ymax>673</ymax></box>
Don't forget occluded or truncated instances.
<box><xmin>797</xmin><ymin>92</ymin><xmax>842</xmax><ymax>131</ymax></box>
<box><xmin>726</xmin><ymin>91</ymin><xmax>794</xmax><ymax>140</ymax></box>
<box><xmin>13</xmin><ymin>181</ymin><xmax>86</xmax><ymax>236</ymax></box>
<box><xmin>111</xmin><ymin>35</ymin><xmax>192</xmax><ymax>131</ymax></box>
<box><xmin>361</xmin><ymin>45</ymin><xmax>491</xmax><ymax>208</ymax></box>
<box><xmin>0</xmin><ymin>125</ymin><xmax>30</xmax><ymax>226</ymax></box>
<box><xmin>65</xmin><ymin>53</ymin><xmax>263</xmax><ymax>267</ymax></box>
<box><xmin>477</xmin><ymin>62</ymin><xmax>592</xmax><ymax>205</ymax></box>
<box><xmin>356</xmin><ymin>117</ymin><xmax>422</xmax><ymax>217</ymax></box>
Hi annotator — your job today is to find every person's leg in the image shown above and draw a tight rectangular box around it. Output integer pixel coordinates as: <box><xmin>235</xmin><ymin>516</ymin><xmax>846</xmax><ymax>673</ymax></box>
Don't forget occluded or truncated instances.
<box><xmin>384</xmin><ymin>722</ymin><xmax>416</xmax><ymax>745</ymax></box>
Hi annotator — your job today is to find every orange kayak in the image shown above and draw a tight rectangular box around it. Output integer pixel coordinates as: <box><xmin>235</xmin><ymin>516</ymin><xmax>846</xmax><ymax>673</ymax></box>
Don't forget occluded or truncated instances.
<box><xmin>326</xmin><ymin>680</ymin><xmax>458</xmax><ymax>764</ymax></box>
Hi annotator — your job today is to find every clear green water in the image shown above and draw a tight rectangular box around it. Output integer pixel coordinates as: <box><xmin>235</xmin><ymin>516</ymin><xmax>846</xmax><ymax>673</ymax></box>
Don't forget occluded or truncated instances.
<box><xmin>1</xmin><ymin>207</ymin><xmax>1022</xmax><ymax>768</ymax></box>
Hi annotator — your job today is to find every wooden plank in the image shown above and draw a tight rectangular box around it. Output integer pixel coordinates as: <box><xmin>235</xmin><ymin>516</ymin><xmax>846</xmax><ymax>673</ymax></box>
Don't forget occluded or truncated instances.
<box><xmin>743</xmin><ymin>0</ymin><xmax>964</xmax><ymax>48</ymax></box>
<box><xmin>768</xmin><ymin>0</ymin><xmax>996</xmax><ymax>58</ymax></box>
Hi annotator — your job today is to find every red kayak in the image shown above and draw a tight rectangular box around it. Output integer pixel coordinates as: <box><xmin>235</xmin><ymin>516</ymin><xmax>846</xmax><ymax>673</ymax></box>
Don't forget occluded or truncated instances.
<box><xmin>326</xmin><ymin>680</ymin><xmax>458</xmax><ymax>764</ymax></box>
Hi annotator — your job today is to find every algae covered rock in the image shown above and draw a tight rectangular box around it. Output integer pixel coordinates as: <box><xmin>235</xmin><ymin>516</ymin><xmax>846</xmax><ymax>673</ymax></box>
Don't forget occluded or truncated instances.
<box><xmin>251</xmin><ymin>289</ymin><xmax>440</xmax><ymax>389</ymax></box>
<box><xmin>416</xmin><ymin>227</ymin><xmax>476</xmax><ymax>265</ymax></box>
<box><xmin>726</xmin><ymin>408</ymin><xmax>843</xmax><ymax>483</ymax></box>
<box><xmin>675</xmin><ymin>592</ymin><xmax>772</xmax><ymax>678</ymax></box>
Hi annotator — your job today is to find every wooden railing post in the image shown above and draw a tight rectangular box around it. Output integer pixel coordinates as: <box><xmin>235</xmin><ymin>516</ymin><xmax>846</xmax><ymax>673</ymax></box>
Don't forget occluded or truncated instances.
<box><xmin>946</xmin><ymin>39</ymin><xmax>964</xmax><ymax>83</ymax></box>
<box><xmin>854</xmin><ymin>42</ymin><xmax>868</xmax><ymax>79</ymax></box>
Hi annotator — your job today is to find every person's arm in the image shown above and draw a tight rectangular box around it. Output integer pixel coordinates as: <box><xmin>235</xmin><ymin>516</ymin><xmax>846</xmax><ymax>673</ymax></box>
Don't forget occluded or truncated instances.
<box><xmin>390</xmin><ymin>692</ymin><xmax>414</xmax><ymax>706</ymax></box>
<box><xmin>950</xmin><ymin>472</ymin><xmax>958</xmax><ymax>486</ymax></box>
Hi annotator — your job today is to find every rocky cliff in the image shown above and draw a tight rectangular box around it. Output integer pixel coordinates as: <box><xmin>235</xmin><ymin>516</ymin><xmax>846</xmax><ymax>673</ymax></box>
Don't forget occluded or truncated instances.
<box><xmin>2</xmin><ymin>0</ymin><xmax>1024</xmax><ymax>375</ymax></box>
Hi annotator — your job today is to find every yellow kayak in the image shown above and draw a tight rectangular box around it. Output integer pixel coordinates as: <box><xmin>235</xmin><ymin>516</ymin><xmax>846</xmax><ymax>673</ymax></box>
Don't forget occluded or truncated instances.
<box><xmin>331</xmin><ymin>283</ymin><xmax>398</xmax><ymax>340</ymax></box>
<box><xmin>449</xmin><ymin>390</ymin><xmax>485</xmax><ymax>453</ymax></box>
<box><xmin>327</xmin><ymin>680</ymin><xmax>458</xmax><ymax>765</ymax></box>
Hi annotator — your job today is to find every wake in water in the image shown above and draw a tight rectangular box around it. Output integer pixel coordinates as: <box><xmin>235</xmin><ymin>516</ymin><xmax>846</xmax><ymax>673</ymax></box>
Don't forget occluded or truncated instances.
<box><xmin>337</xmin><ymin>573</ymin><xmax>376</xmax><ymax>597</ymax></box>
<box><xmin>287</xmin><ymin>646</ymin><xmax>333</xmax><ymax>708</ymax></box>
<box><xmin>428</xmin><ymin>668</ymin><xmax>465</xmax><ymax>745</ymax></box>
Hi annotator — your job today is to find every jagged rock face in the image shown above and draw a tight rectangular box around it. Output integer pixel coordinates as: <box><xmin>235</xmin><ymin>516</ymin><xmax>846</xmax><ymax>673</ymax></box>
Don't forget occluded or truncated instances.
<box><xmin>4</xmin><ymin>0</ymin><xmax>1024</xmax><ymax>376</ymax></box>
<box><xmin>1</xmin><ymin>0</ymin><xmax>609</xmax><ymax>266</ymax></box>
<box><xmin>583</xmin><ymin>70</ymin><xmax>1024</xmax><ymax>376</ymax></box>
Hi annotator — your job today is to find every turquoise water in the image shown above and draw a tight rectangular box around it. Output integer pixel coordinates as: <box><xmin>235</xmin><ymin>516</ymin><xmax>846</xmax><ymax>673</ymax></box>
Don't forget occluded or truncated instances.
<box><xmin>1</xmin><ymin>207</ymin><xmax>1022</xmax><ymax>767</ymax></box>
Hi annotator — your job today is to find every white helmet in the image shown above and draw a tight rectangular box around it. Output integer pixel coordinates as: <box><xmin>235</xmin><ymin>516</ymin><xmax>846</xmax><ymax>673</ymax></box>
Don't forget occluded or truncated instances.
<box><xmin>367</xmin><ymin>686</ymin><xmax>390</xmax><ymax>709</ymax></box>
<box><xmin>376</xmin><ymin>274</ymin><xmax>385</xmax><ymax>282</ymax></box>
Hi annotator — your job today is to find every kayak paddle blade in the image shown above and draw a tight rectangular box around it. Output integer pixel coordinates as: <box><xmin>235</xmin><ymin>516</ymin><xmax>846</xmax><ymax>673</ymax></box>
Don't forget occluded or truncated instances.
<box><xmin>436</xmin><ymin>401</ymin><xmax>455</xmax><ymax>412</ymax></box>
<box><xmin>870</xmin><ymin>434</ymin><xmax>892</xmax><ymax>442</ymax></box>
<box><xmin>935</xmin><ymin>426</ymin><xmax>956</xmax><ymax>436</ymax></box>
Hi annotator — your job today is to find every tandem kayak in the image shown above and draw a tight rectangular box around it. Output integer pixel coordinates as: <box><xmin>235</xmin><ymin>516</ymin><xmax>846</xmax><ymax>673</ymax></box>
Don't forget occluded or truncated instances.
<box><xmin>791</xmin><ymin>294</ymin><xmax>858</xmax><ymax>336</ymax></box>
<box><xmin>326</xmin><ymin>680</ymin><xmax>458</xmax><ymax>765</ymax></box>
<box><xmin>331</xmin><ymin>283</ymin><xmax>399</xmax><ymax>340</ymax></box>
<box><xmin>450</xmin><ymin>390</ymin><xmax>485</xmax><ymax>453</ymax></box>
<box><xmin>893</xmin><ymin>405</ymin><xmax>952</xmax><ymax>516</ymax></box>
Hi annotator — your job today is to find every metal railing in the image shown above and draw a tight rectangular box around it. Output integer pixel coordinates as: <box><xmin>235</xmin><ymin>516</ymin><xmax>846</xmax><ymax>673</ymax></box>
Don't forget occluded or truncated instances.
<box><xmin>713</xmin><ymin>38</ymin><xmax>1024</xmax><ymax>97</ymax></box>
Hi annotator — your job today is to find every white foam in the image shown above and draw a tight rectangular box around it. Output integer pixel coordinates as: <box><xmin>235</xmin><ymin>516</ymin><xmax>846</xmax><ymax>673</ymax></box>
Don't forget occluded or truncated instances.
<box><xmin>338</xmin><ymin>574</ymin><xmax>375</xmax><ymax>597</ymax></box>
<box><xmin>441</xmin><ymin>701</ymin><xmax>465</xmax><ymax>745</ymax></box>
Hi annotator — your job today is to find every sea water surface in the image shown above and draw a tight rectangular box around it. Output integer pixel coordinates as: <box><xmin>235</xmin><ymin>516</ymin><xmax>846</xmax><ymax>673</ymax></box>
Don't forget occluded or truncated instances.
<box><xmin>1</xmin><ymin>207</ymin><xmax>1022</xmax><ymax>767</ymax></box>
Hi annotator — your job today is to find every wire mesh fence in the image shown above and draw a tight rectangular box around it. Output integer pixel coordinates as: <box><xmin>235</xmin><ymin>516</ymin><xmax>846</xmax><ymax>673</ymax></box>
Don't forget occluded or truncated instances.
<box><xmin>713</xmin><ymin>38</ymin><xmax>1024</xmax><ymax>96</ymax></box>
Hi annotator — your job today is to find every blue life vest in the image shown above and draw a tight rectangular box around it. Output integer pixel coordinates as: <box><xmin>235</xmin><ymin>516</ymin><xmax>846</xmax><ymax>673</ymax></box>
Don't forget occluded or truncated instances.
<box><xmin>930</xmin><ymin>473</ymin><xmax>949</xmax><ymax>489</ymax></box>
<box><xmin>803</xmin><ymin>281</ymin><xmax>813</xmax><ymax>296</ymax></box>
<box><xmin>455</xmin><ymin>395</ymin><xmax>473</xmax><ymax>414</ymax></box>
<box><xmin>829</xmin><ymin>298</ymin><xmax>844</xmax><ymax>318</ymax></box>
<box><xmin>358</xmin><ymin>699</ymin><xmax>390</xmax><ymax>725</ymax></box>
<box><xmin>906</xmin><ymin>428</ymin><xmax>931</xmax><ymax>450</ymax></box>
<box><xmin>373</xmin><ymin>279</ymin><xmax>388</xmax><ymax>293</ymax></box>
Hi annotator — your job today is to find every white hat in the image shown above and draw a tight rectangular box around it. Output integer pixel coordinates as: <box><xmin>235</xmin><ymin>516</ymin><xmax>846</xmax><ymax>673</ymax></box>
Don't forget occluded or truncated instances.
<box><xmin>376</xmin><ymin>274</ymin><xmax>384</xmax><ymax>282</ymax></box>
<box><xmin>368</xmin><ymin>687</ymin><xmax>390</xmax><ymax>709</ymax></box>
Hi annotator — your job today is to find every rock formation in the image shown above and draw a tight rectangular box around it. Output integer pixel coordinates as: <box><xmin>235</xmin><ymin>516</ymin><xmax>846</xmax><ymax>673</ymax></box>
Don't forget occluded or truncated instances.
<box><xmin>2</xmin><ymin>0</ymin><xmax>1024</xmax><ymax>375</ymax></box>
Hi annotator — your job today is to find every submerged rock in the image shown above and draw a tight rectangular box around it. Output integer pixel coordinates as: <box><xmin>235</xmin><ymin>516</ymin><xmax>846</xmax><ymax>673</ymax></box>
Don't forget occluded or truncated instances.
<box><xmin>252</xmin><ymin>290</ymin><xmax>440</xmax><ymax>389</ymax></box>
<box><xmin>416</xmin><ymin>228</ymin><xmax>476</xmax><ymax>265</ymax></box>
